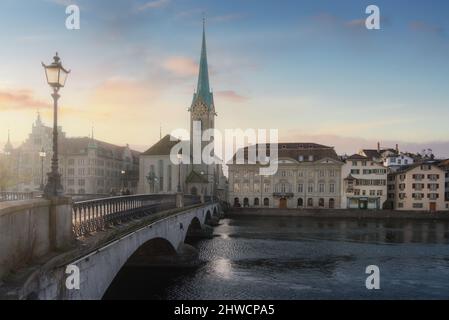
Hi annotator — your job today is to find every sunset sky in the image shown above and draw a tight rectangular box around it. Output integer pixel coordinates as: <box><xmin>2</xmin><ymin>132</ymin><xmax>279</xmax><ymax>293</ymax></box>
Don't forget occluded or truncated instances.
<box><xmin>1</xmin><ymin>0</ymin><xmax>449</xmax><ymax>156</ymax></box>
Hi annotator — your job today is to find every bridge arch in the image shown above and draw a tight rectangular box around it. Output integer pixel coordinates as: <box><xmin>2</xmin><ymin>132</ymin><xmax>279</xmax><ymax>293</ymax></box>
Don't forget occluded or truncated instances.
<box><xmin>186</xmin><ymin>216</ymin><xmax>202</xmax><ymax>233</ymax></box>
<box><xmin>126</xmin><ymin>237</ymin><xmax>178</xmax><ymax>265</ymax></box>
<box><xmin>104</xmin><ymin>237</ymin><xmax>178</xmax><ymax>297</ymax></box>
<box><xmin>15</xmin><ymin>203</ymin><xmax>220</xmax><ymax>300</ymax></box>
<box><xmin>205</xmin><ymin>210</ymin><xmax>212</xmax><ymax>223</ymax></box>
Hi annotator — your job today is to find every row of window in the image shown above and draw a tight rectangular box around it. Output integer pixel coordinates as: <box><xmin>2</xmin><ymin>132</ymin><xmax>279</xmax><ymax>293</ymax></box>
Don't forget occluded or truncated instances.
<box><xmin>67</xmin><ymin>179</ymin><xmax>112</xmax><ymax>187</ymax></box>
<box><xmin>234</xmin><ymin>197</ymin><xmax>337</xmax><ymax>208</ymax></box>
<box><xmin>400</xmin><ymin>183</ymin><xmax>440</xmax><ymax>191</ymax></box>
<box><xmin>400</xmin><ymin>174</ymin><xmax>440</xmax><ymax>181</ymax></box>
<box><xmin>388</xmin><ymin>159</ymin><xmax>410</xmax><ymax>165</ymax></box>
<box><xmin>350</xmin><ymin>169</ymin><xmax>387</xmax><ymax>175</ymax></box>
<box><xmin>233</xmin><ymin>182</ymin><xmax>337</xmax><ymax>194</ymax></box>
<box><xmin>234</xmin><ymin>169</ymin><xmax>338</xmax><ymax>179</ymax></box>
<box><xmin>352</xmin><ymin>189</ymin><xmax>384</xmax><ymax>196</ymax></box>
<box><xmin>353</xmin><ymin>179</ymin><xmax>387</xmax><ymax>186</ymax></box>
<box><xmin>67</xmin><ymin>158</ymin><xmax>130</xmax><ymax>168</ymax></box>
<box><xmin>67</xmin><ymin>168</ymin><xmax>127</xmax><ymax>177</ymax></box>
<box><xmin>398</xmin><ymin>193</ymin><xmax>440</xmax><ymax>200</ymax></box>
<box><xmin>351</xmin><ymin>161</ymin><xmax>377</xmax><ymax>167</ymax></box>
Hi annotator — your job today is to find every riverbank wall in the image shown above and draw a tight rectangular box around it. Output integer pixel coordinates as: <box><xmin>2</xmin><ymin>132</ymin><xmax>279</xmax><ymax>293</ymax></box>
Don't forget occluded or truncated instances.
<box><xmin>227</xmin><ymin>208</ymin><xmax>449</xmax><ymax>220</ymax></box>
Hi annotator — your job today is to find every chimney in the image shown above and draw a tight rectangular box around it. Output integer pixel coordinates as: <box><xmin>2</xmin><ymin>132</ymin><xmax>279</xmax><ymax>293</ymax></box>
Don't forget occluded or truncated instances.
<box><xmin>377</xmin><ymin>142</ymin><xmax>380</xmax><ymax>153</ymax></box>
<box><xmin>396</xmin><ymin>144</ymin><xmax>399</xmax><ymax>154</ymax></box>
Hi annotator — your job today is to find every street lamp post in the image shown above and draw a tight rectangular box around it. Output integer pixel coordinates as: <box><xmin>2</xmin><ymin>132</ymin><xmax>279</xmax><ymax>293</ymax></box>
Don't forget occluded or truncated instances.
<box><xmin>39</xmin><ymin>148</ymin><xmax>46</xmax><ymax>191</ymax></box>
<box><xmin>121</xmin><ymin>170</ymin><xmax>126</xmax><ymax>194</ymax></box>
<box><xmin>200</xmin><ymin>170</ymin><xmax>218</xmax><ymax>201</ymax></box>
<box><xmin>177</xmin><ymin>153</ymin><xmax>182</xmax><ymax>193</ymax></box>
<box><xmin>42</xmin><ymin>52</ymin><xmax>70</xmax><ymax>198</ymax></box>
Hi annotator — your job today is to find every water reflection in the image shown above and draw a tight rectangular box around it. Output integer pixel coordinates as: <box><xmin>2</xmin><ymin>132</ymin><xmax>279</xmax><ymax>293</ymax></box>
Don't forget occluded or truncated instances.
<box><xmin>212</xmin><ymin>258</ymin><xmax>233</xmax><ymax>279</ymax></box>
<box><xmin>104</xmin><ymin>216</ymin><xmax>449</xmax><ymax>300</ymax></box>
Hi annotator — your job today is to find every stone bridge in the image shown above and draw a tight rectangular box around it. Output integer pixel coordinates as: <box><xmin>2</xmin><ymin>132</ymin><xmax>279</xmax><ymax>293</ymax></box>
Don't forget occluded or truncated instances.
<box><xmin>0</xmin><ymin>194</ymin><xmax>223</xmax><ymax>300</ymax></box>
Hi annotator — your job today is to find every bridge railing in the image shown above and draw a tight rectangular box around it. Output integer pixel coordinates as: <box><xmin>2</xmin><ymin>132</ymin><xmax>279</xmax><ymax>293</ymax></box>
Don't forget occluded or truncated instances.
<box><xmin>72</xmin><ymin>194</ymin><xmax>202</xmax><ymax>238</ymax></box>
<box><xmin>0</xmin><ymin>191</ymin><xmax>39</xmax><ymax>202</ymax></box>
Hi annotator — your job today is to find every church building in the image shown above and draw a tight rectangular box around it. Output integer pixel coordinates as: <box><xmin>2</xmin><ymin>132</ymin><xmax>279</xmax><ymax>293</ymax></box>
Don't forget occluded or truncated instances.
<box><xmin>138</xmin><ymin>22</ymin><xmax>226</xmax><ymax>200</ymax></box>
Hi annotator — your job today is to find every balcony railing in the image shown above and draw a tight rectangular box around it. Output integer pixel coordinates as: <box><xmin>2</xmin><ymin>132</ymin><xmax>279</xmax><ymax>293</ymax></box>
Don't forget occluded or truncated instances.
<box><xmin>0</xmin><ymin>192</ymin><xmax>39</xmax><ymax>202</ymax></box>
<box><xmin>72</xmin><ymin>194</ymin><xmax>202</xmax><ymax>238</ymax></box>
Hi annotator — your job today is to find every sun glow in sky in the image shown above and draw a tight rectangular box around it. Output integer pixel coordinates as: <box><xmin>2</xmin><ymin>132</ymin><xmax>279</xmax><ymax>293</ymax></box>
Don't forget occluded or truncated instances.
<box><xmin>1</xmin><ymin>0</ymin><xmax>449</xmax><ymax>155</ymax></box>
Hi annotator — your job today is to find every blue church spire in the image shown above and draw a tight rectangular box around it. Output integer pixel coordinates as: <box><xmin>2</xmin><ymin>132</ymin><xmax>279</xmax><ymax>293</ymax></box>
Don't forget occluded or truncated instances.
<box><xmin>192</xmin><ymin>17</ymin><xmax>214</xmax><ymax>110</ymax></box>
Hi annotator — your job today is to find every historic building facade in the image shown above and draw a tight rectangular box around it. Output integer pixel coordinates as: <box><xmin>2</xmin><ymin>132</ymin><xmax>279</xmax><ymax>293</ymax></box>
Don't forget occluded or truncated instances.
<box><xmin>439</xmin><ymin>159</ymin><xmax>449</xmax><ymax>207</ymax></box>
<box><xmin>3</xmin><ymin>114</ymin><xmax>139</xmax><ymax>196</ymax></box>
<box><xmin>341</xmin><ymin>154</ymin><xmax>388</xmax><ymax>209</ymax></box>
<box><xmin>138</xmin><ymin>135</ymin><xmax>184</xmax><ymax>194</ymax></box>
<box><xmin>138</xmin><ymin>22</ymin><xmax>226</xmax><ymax>200</ymax></box>
<box><xmin>390</xmin><ymin>162</ymin><xmax>446</xmax><ymax>211</ymax></box>
<box><xmin>228</xmin><ymin>143</ymin><xmax>343</xmax><ymax>209</ymax></box>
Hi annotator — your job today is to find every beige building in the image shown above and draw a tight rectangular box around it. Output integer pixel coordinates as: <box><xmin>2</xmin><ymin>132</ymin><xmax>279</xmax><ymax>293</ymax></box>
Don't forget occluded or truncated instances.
<box><xmin>438</xmin><ymin>159</ymin><xmax>449</xmax><ymax>209</ymax></box>
<box><xmin>3</xmin><ymin>114</ymin><xmax>140</xmax><ymax>196</ymax></box>
<box><xmin>228</xmin><ymin>143</ymin><xmax>343</xmax><ymax>209</ymax></box>
<box><xmin>391</xmin><ymin>162</ymin><xmax>446</xmax><ymax>212</ymax></box>
<box><xmin>341</xmin><ymin>154</ymin><xmax>388</xmax><ymax>209</ymax></box>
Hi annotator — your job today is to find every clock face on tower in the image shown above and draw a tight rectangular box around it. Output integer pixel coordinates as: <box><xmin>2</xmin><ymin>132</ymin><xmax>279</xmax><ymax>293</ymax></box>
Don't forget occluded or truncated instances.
<box><xmin>192</xmin><ymin>102</ymin><xmax>208</xmax><ymax>119</ymax></box>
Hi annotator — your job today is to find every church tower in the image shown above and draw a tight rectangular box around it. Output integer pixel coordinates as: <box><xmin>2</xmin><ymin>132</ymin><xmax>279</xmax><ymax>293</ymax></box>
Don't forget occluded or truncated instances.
<box><xmin>185</xmin><ymin>19</ymin><xmax>218</xmax><ymax>197</ymax></box>
<box><xmin>189</xmin><ymin>19</ymin><xmax>216</xmax><ymax>163</ymax></box>
<box><xmin>4</xmin><ymin>130</ymin><xmax>13</xmax><ymax>154</ymax></box>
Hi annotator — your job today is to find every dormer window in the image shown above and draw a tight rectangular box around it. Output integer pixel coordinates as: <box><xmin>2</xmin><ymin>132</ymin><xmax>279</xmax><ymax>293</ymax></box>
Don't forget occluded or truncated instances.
<box><xmin>298</xmin><ymin>155</ymin><xmax>304</xmax><ymax>162</ymax></box>
<box><xmin>308</xmin><ymin>155</ymin><xmax>314</xmax><ymax>161</ymax></box>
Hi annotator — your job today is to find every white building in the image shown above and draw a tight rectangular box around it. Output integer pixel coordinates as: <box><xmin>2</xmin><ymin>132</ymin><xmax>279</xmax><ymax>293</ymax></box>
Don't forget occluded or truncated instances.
<box><xmin>383</xmin><ymin>153</ymin><xmax>415</xmax><ymax>171</ymax></box>
<box><xmin>341</xmin><ymin>154</ymin><xmax>388</xmax><ymax>210</ymax></box>
<box><xmin>228</xmin><ymin>143</ymin><xmax>343</xmax><ymax>209</ymax></box>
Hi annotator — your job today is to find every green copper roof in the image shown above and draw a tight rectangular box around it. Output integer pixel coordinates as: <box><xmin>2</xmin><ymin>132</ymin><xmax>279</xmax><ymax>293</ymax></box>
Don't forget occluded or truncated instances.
<box><xmin>192</xmin><ymin>21</ymin><xmax>214</xmax><ymax>110</ymax></box>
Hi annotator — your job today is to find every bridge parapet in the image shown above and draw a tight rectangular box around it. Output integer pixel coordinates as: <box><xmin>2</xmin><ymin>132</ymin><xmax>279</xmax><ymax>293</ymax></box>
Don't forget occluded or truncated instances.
<box><xmin>0</xmin><ymin>198</ymin><xmax>220</xmax><ymax>299</ymax></box>
<box><xmin>72</xmin><ymin>194</ymin><xmax>201</xmax><ymax>237</ymax></box>
<box><xmin>0</xmin><ymin>191</ymin><xmax>40</xmax><ymax>202</ymax></box>
<box><xmin>0</xmin><ymin>197</ymin><xmax>73</xmax><ymax>281</ymax></box>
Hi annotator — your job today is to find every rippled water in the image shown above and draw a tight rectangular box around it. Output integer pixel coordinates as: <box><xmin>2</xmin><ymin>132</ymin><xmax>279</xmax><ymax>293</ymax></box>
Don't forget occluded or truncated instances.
<box><xmin>104</xmin><ymin>216</ymin><xmax>449</xmax><ymax>300</ymax></box>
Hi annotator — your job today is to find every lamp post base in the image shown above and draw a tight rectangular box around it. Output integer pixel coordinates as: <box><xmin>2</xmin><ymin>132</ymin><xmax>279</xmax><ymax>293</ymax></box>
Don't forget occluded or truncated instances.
<box><xmin>176</xmin><ymin>192</ymin><xmax>184</xmax><ymax>208</ymax></box>
<box><xmin>43</xmin><ymin>172</ymin><xmax>64</xmax><ymax>198</ymax></box>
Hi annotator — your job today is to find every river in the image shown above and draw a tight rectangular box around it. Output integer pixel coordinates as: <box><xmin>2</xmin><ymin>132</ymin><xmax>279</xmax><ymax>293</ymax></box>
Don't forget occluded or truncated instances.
<box><xmin>103</xmin><ymin>215</ymin><xmax>449</xmax><ymax>300</ymax></box>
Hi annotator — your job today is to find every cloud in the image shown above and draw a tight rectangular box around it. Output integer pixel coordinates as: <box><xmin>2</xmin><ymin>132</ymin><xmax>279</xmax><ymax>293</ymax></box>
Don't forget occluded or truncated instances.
<box><xmin>89</xmin><ymin>77</ymin><xmax>159</xmax><ymax>114</ymax></box>
<box><xmin>215</xmin><ymin>90</ymin><xmax>248</xmax><ymax>103</ymax></box>
<box><xmin>409</xmin><ymin>21</ymin><xmax>444</xmax><ymax>36</ymax></box>
<box><xmin>137</xmin><ymin>0</ymin><xmax>170</xmax><ymax>11</ymax></box>
<box><xmin>345</xmin><ymin>16</ymin><xmax>391</xmax><ymax>29</ymax></box>
<box><xmin>345</xmin><ymin>19</ymin><xmax>365</xmax><ymax>28</ymax></box>
<box><xmin>0</xmin><ymin>89</ymin><xmax>48</xmax><ymax>111</ymax></box>
<box><xmin>162</xmin><ymin>57</ymin><xmax>198</xmax><ymax>77</ymax></box>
